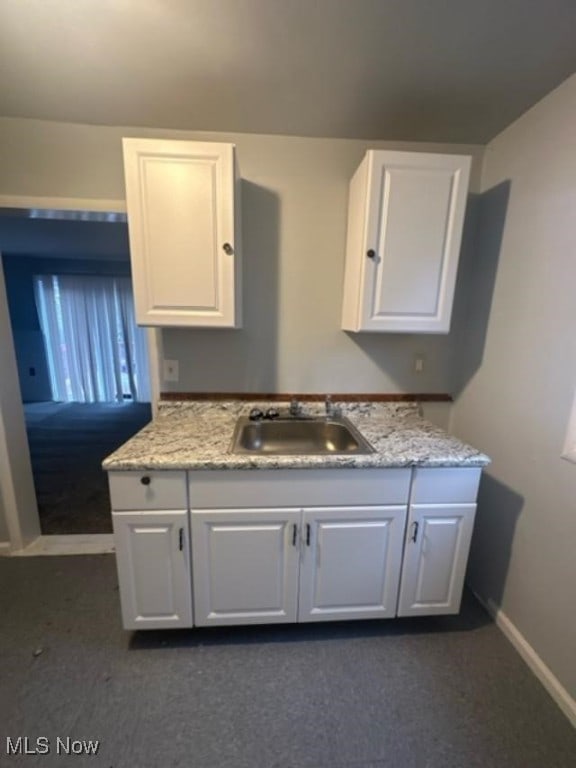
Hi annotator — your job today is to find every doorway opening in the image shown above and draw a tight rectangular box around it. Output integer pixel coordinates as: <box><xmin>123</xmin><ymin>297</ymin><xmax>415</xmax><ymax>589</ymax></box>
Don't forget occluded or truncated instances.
<box><xmin>0</xmin><ymin>206</ymin><xmax>152</xmax><ymax>539</ymax></box>
<box><xmin>24</xmin><ymin>401</ymin><xmax>150</xmax><ymax>534</ymax></box>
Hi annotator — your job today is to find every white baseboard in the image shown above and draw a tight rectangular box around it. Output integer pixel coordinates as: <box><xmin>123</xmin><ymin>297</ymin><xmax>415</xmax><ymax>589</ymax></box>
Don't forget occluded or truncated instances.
<box><xmin>473</xmin><ymin>591</ymin><xmax>576</xmax><ymax>728</ymax></box>
<box><xmin>9</xmin><ymin>534</ymin><xmax>115</xmax><ymax>557</ymax></box>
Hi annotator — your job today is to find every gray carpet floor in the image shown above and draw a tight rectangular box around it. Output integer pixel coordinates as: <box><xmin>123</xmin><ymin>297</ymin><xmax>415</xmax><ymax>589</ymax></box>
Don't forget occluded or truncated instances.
<box><xmin>1</xmin><ymin>555</ymin><xmax>574</xmax><ymax>768</ymax></box>
<box><xmin>24</xmin><ymin>402</ymin><xmax>152</xmax><ymax>535</ymax></box>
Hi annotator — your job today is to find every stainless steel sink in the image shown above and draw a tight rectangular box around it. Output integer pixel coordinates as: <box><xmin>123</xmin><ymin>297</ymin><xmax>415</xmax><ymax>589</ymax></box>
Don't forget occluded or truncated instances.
<box><xmin>230</xmin><ymin>416</ymin><xmax>374</xmax><ymax>455</ymax></box>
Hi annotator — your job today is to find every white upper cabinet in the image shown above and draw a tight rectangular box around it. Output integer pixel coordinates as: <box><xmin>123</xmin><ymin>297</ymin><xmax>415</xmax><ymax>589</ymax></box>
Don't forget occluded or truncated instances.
<box><xmin>341</xmin><ymin>150</ymin><xmax>471</xmax><ymax>333</ymax></box>
<box><xmin>122</xmin><ymin>138</ymin><xmax>241</xmax><ymax>328</ymax></box>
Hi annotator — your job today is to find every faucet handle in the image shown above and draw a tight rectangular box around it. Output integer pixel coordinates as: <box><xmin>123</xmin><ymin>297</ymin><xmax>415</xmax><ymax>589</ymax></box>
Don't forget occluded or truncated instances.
<box><xmin>249</xmin><ymin>408</ymin><xmax>264</xmax><ymax>421</ymax></box>
<box><xmin>289</xmin><ymin>397</ymin><xmax>301</xmax><ymax>417</ymax></box>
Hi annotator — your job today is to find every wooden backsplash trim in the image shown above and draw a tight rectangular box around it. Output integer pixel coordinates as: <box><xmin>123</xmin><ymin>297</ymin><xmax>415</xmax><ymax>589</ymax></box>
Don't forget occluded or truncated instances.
<box><xmin>160</xmin><ymin>392</ymin><xmax>453</xmax><ymax>402</ymax></box>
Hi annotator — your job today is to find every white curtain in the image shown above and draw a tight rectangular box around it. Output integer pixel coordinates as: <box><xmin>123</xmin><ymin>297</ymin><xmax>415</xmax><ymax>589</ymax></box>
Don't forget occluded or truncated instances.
<box><xmin>34</xmin><ymin>274</ymin><xmax>151</xmax><ymax>403</ymax></box>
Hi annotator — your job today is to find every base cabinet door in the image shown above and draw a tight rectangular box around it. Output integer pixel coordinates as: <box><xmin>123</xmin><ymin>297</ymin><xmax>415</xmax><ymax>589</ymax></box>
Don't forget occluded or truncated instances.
<box><xmin>191</xmin><ymin>509</ymin><xmax>301</xmax><ymax>626</ymax></box>
<box><xmin>298</xmin><ymin>506</ymin><xmax>406</xmax><ymax>622</ymax></box>
<box><xmin>397</xmin><ymin>504</ymin><xmax>476</xmax><ymax>617</ymax></box>
<box><xmin>113</xmin><ymin>510</ymin><xmax>192</xmax><ymax>630</ymax></box>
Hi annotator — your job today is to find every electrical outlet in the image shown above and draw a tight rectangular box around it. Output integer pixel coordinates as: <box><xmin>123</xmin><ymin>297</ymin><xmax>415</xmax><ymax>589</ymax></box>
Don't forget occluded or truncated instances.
<box><xmin>414</xmin><ymin>354</ymin><xmax>425</xmax><ymax>374</ymax></box>
<box><xmin>163</xmin><ymin>359</ymin><xmax>179</xmax><ymax>383</ymax></box>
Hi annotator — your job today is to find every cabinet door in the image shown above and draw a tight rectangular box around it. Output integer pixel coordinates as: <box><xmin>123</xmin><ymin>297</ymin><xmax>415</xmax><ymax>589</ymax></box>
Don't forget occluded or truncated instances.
<box><xmin>342</xmin><ymin>150</ymin><xmax>470</xmax><ymax>333</ymax></box>
<box><xmin>112</xmin><ymin>510</ymin><xmax>192</xmax><ymax>630</ymax></box>
<box><xmin>397</xmin><ymin>504</ymin><xmax>476</xmax><ymax>617</ymax></box>
<box><xmin>123</xmin><ymin>138</ymin><xmax>240</xmax><ymax>328</ymax></box>
<box><xmin>191</xmin><ymin>509</ymin><xmax>300</xmax><ymax>626</ymax></box>
<box><xmin>298</xmin><ymin>506</ymin><xmax>406</xmax><ymax>622</ymax></box>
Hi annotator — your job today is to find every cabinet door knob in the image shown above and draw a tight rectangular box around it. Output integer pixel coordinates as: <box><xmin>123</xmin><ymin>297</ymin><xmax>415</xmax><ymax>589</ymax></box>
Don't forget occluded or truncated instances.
<box><xmin>366</xmin><ymin>249</ymin><xmax>376</xmax><ymax>260</ymax></box>
<box><xmin>140</xmin><ymin>476</ymin><xmax>151</xmax><ymax>486</ymax></box>
<box><xmin>222</xmin><ymin>242</ymin><xmax>234</xmax><ymax>255</ymax></box>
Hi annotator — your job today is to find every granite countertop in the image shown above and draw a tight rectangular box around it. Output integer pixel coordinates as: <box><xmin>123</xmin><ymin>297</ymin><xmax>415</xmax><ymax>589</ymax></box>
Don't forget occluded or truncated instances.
<box><xmin>102</xmin><ymin>400</ymin><xmax>490</xmax><ymax>471</ymax></box>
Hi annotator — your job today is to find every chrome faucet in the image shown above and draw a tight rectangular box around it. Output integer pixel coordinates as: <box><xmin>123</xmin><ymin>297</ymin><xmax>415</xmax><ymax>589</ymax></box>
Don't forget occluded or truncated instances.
<box><xmin>325</xmin><ymin>394</ymin><xmax>340</xmax><ymax>418</ymax></box>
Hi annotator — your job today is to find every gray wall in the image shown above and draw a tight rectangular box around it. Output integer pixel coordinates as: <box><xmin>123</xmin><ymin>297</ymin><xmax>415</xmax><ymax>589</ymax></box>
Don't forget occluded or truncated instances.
<box><xmin>0</xmin><ymin>118</ymin><xmax>484</xmax><ymax>394</ymax></box>
<box><xmin>452</xmin><ymin>74</ymin><xmax>576</xmax><ymax>698</ymax></box>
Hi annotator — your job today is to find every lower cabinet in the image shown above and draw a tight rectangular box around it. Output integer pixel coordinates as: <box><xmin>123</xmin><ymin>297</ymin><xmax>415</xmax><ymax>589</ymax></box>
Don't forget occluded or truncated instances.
<box><xmin>396</xmin><ymin>467</ymin><xmax>480</xmax><ymax>617</ymax></box>
<box><xmin>298</xmin><ymin>506</ymin><xmax>405</xmax><ymax>622</ymax></box>
<box><xmin>191</xmin><ymin>508</ymin><xmax>301</xmax><ymax>626</ymax></box>
<box><xmin>108</xmin><ymin>467</ymin><xmax>482</xmax><ymax>630</ymax></box>
<box><xmin>397</xmin><ymin>504</ymin><xmax>476</xmax><ymax>617</ymax></box>
<box><xmin>112</xmin><ymin>510</ymin><xmax>193</xmax><ymax>630</ymax></box>
<box><xmin>191</xmin><ymin>505</ymin><xmax>406</xmax><ymax>627</ymax></box>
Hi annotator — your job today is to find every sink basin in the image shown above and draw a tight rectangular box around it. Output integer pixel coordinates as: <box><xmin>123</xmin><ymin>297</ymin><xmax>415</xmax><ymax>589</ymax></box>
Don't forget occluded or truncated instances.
<box><xmin>230</xmin><ymin>416</ymin><xmax>374</xmax><ymax>455</ymax></box>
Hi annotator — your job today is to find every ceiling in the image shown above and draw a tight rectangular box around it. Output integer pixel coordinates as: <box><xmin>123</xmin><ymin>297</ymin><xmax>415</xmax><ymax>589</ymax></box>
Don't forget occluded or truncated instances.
<box><xmin>1</xmin><ymin>0</ymin><xmax>575</xmax><ymax>144</ymax></box>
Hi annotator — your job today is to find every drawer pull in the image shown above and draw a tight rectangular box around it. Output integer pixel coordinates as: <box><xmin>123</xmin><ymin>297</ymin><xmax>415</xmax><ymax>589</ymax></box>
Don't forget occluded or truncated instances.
<box><xmin>140</xmin><ymin>476</ymin><xmax>151</xmax><ymax>486</ymax></box>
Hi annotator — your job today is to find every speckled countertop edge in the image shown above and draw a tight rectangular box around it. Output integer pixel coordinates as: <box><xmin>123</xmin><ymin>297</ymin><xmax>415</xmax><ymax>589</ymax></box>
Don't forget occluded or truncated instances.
<box><xmin>102</xmin><ymin>400</ymin><xmax>490</xmax><ymax>471</ymax></box>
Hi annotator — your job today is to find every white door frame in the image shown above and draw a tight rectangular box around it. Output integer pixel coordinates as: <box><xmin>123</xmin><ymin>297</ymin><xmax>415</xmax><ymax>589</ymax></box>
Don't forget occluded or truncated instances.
<box><xmin>0</xmin><ymin>195</ymin><xmax>162</xmax><ymax>551</ymax></box>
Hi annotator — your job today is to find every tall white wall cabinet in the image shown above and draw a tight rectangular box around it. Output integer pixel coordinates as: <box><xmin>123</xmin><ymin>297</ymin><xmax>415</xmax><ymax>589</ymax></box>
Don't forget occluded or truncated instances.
<box><xmin>122</xmin><ymin>138</ymin><xmax>241</xmax><ymax>328</ymax></box>
<box><xmin>341</xmin><ymin>150</ymin><xmax>471</xmax><ymax>333</ymax></box>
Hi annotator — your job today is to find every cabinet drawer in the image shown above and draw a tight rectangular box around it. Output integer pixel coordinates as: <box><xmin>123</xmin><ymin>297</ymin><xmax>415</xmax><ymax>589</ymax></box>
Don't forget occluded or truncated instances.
<box><xmin>188</xmin><ymin>468</ymin><xmax>411</xmax><ymax>508</ymax></box>
<box><xmin>410</xmin><ymin>468</ymin><xmax>481</xmax><ymax>504</ymax></box>
<box><xmin>109</xmin><ymin>470</ymin><xmax>188</xmax><ymax>510</ymax></box>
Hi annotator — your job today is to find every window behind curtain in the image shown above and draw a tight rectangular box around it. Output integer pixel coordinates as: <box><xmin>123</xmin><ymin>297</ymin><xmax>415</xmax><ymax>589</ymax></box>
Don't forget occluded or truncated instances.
<box><xmin>34</xmin><ymin>274</ymin><xmax>151</xmax><ymax>403</ymax></box>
